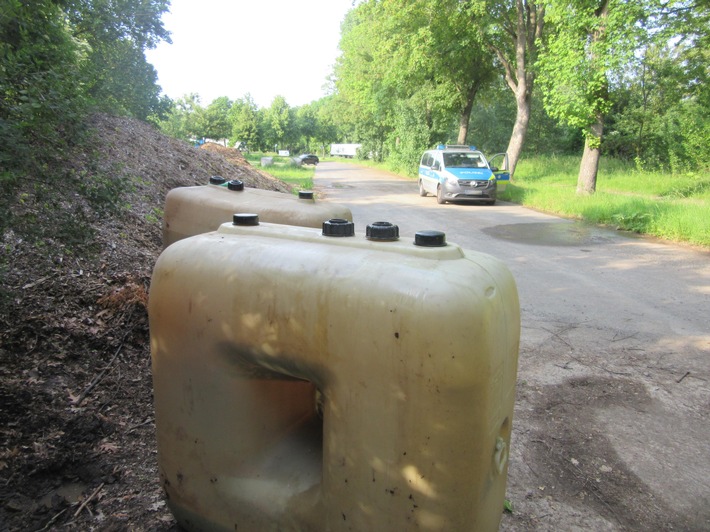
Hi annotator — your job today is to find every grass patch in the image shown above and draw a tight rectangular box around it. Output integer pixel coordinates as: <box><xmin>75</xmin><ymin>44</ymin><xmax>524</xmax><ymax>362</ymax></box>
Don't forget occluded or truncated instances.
<box><xmin>244</xmin><ymin>153</ymin><xmax>316</xmax><ymax>191</ymax></box>
<box><xmin>500</xmin><ymin>156</ymin><xmax>710</xmax><ymax>247</ymax></box>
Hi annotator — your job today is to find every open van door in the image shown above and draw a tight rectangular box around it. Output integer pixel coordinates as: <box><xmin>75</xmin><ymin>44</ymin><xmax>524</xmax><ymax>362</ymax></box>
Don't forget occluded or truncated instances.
<box><xmin>488</xmin><ymin>153</ymin><xmax>510</xmax><ymax>192</ymax></box>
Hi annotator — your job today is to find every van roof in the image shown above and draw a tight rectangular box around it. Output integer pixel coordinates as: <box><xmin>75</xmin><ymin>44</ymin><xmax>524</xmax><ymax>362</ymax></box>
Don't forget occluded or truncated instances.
<box><xmin>432</xmin><ymin>144</ymin><xmax>479</xmax><ymax>151</ymax></box>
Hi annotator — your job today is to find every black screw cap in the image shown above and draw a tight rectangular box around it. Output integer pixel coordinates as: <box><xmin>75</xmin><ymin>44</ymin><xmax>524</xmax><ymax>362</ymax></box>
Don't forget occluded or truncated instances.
<box><xmin>366</xmin><ymin>221</ymin><xmax>399</xmax><ymax>241</ymax></box>
<box><xmin>322</xmin><ymin>218</ymin><xmax>355</xmax><ymax>237</ymax></box>
<box><xmin>209</xmin><ymin>175</ymin><xmax>226</xmax><ymax>185</ymax></box>
<box><xmin>233</xmin><ymin>213</ymin><xmax>259</xmax><ymax>226</ymax></box>
<box><xmin>227</xmin><ymin>179</ymin><xmax>244</xmax><ymax>191</ymax></box>
<box><xmin>414</xmin><ymin>230</ymin><xmax>446</xmax><ymax>247</ymax></box>
<box><xmin>299</xmin><ymin>191</ymin><xmax>315</xmax><ymax>200</ymax></box>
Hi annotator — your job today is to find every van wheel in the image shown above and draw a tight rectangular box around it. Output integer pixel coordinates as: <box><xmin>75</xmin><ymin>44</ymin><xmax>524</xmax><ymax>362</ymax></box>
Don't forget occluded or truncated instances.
<box><xmin>419</xmin><ymin>180</ymin><xmax>428</xmax><ymax>197</ymax></box>
<box><xmin>436</xmin><ymin>186</ymin><xmax>446</xmax><ymax>204</ymax></box>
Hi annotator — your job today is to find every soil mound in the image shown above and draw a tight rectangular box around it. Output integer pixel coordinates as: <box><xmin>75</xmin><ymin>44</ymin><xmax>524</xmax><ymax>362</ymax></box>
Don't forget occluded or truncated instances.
<box><xmin>0</xmin><ymin>114</ymin><xmax>290</xmax><ymax>531</ymax></box>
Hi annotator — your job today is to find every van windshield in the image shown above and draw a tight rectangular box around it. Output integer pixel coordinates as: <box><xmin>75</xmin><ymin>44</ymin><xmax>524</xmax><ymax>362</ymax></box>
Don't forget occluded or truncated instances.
<box><xmin>443</xmin><ymin>152</ymin><xmax>485</xmax><ymax>169</ymax></box>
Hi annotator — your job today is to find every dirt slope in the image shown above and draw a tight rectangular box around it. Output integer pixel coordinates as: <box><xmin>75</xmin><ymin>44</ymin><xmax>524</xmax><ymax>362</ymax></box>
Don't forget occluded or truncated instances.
<box><xmin>0</xmin><ymin>114</ymin><xmax>290</xmax><ymax>531</ymax></box>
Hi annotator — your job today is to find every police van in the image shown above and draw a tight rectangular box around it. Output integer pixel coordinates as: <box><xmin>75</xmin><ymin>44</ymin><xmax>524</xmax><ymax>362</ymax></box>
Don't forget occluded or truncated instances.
<box><xmin>418</xmin><ymin>145</ymin><xmax>509</xmax><ymax>205</ymax></box>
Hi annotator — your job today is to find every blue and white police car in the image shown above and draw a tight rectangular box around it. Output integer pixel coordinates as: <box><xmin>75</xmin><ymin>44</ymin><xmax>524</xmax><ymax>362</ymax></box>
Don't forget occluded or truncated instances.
<box><xmin>418</xmin><ymin>145</ymin><xmax>510</xmax><ymax>205</ymax></box>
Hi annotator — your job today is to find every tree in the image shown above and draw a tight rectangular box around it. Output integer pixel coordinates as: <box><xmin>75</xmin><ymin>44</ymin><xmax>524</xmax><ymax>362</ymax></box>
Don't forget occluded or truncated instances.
<box><xmin>63</xmin><ymin>0</ymin><xmax>171</xmax><ymax>118</ymax></box>
<box><xmin>228</xmin><ymin>94</ymin><xmax>261</xmax><ymax>151</ymax></box>
<box><xmin>156</xmin><ymin>93</ymin><xmax>206</xmax><ymax>142</ymax></box>
<box><xmin>80</xmin><ymin>38</ymin><xmax>166</xmax><ymax>120</ymax></box>
<box><xmin>334</xmin><ymin>0</ymin><xmax>498</xmax><ymax>169</ymax></box>
<box><xmin>203</xmin><ymin>96</ymin><xmax>232</xmax><ymax>142</ymax></box>
<box><xmin>333</xmin><ymin>2</ymin><xmax>393</xmax><ymax>157</ymax></box>
<box><xmin>1</xmin><ymin>0</ymin><xmax>85</xmax><ymax>177</ymax></box>
<box><xmin>309</xmin><ymin>96</ymin><xmax>342</xmax><ymax>155</ymax></box>
<box><xmin>263</xmin><ymin>96</ymin><xmax>291</xmax><ymax>150</ymax></box>
<box><xmin>1</xmin><ymin>0</ymin><xmax>172</xmax><ymax>180</ymax></box>
<box><xmin>477</xmin><ymin>0</ymin><xmax>546</xmax><ymax>176</ymax></box>
<box><xmin>538</xmin><ymin>0</ymin><xmax>648</xmax><ymax>193</ymax></box>
<box><xmin>64</xmin><ymin>0</ymin><xmax>170</xmax><ymax>50</ymax></box>
<box><xmin>375</xmin><ymin>0</ymin><xmax>497</xmax><ymax>145</ymax></box>
<box><xmin>294</xmin><ymin>104</ymin><xmax>318</xmax><ymax>151</ymax></box>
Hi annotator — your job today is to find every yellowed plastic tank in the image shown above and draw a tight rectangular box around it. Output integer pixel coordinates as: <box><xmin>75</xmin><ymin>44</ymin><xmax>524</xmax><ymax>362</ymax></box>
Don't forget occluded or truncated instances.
<box><xmin>162</xmin><ymin>176</ymin><xmax>352</xmax><ymax>247</ymax></box>
<box><xmin>149</xmin><ymin>217</ymin><xmax>520</xmax><ymax>531</ymax></box>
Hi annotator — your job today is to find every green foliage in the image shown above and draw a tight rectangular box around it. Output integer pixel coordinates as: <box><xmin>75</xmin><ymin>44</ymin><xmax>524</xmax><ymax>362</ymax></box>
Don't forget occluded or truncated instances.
<box><xmin>1</xmin><ymin>0</ymin><xmax>86</xmax><ymax>178</ymax></box>
<box><xmin>146</xmin><ymin>207</ymin><xmax>164</xmax><ymax>225</ymax></box>
<box><xmin>156</xmin><ymin>93</ymin><xmax>206</xmax><ymax>142</ymax></box>
<box><xmin>605</xmin><ymin>41</ymin><xmax>710</xmax><ymax>173</ymax></box>
<box><xmin>75</xmin><ymin>167</ymin><xmax>132</xmax><ymax>216</ymax></box>
<box><xmin>0</xmin><ymin>0</ymin><xmax>170</xmax><ymax>195</ymax></box>
<box><xmin>202</xmin><ymin>96</ymin><xmax>232</xmax><ymax>141</ymax></box>
<box><xmin>610</xmin><ymin>209</ymin><xmax>654</xmax><ymax>233</ymax></box>
<box><xmin>65</xmin><ymin>0</ymin><xmax>171</xmax><ymax>118</ymax></box>
<box><xmin>294</xmin><ymin>105</ymin><xmax>318</xmax><ymax>150</ymax></box>
<box><xmin>538</xmin><ymin>0</ymin><xmax>647</xmax><ymax>137</ymax></box>
<box><xmin>80</xmin><ymin>38</ymin><xmax>167</xmax><ymax>120</ymax></box>
<box><xmin>308</xmin><ymin>97</ymin><xmax>340</xmax><ymax>152</ymax></box>
<box><xmin>0</xmin><ymin>0</ymin><xmax>170</xmax><ymax>253</ymax></box>
<box><xmin>465</xmin><ymin>83</ymin><xmax>516</xmax><ymax>153</ymax></box>
<box><xmin>386</xmin><ymin>98</ymin><xmax>437</xmax><ymax>176</ymax></box>
<box><xmin>229</xmin><ymin>94</ymin><xmax>261</xmax><ymax>150</ymax></box>
<box><xmin>263</xmin><ymin>96</ymin><xmax>291</xmax><ymax>149</ymax></box>
<box><xmin>537</xmin><ymin>0</ymin><xmax>654</xmax><ymax>191</ymax></box>
<box><xmin>334</xmin><ymin>0</ymin><xmax>497</xmax><ymax>160</ymax></box>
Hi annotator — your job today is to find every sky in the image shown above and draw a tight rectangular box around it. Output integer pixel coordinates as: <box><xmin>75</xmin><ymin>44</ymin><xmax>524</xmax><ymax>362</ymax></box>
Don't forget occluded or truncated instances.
<box><xmin>145</xmin><ymin>0</ymin><xmax>356</xmax><ymax>110</ymax></box>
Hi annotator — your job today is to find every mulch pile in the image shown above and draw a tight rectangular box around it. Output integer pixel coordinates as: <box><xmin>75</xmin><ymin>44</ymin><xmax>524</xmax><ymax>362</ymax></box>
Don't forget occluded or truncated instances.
<box><xmin>0</xmin><ymin>114</ymin><xmax>290</xmax><ymax>531</ymax></box>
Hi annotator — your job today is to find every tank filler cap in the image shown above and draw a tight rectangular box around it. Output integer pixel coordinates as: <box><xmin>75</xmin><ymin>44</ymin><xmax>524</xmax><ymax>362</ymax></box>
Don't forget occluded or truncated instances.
<box><xmin>298</xmin><ymin>191</ymin><xmax>315</xmax><ymax>200</ymax></box>
<box><xmin>209</xmin><ymin>175</ymin><xmax>227</xmax><ymax>185</ymax></box>
<box><xmin>414</xmin><ymin>230</ymin><xmax>447</xmax><ymax>247</ymax></box>
<box><xmin>322</xmin><ymin>218</ymin><xmax>355</xmax><ymax>237</ymax></box>
<box><xmin>227</xmin><ymin>179</ymin><xmax>244</xmax><ymax>191</ymax></box>
<box><xmin>233</xmin><ymin>213</ymin><xmax>259</xmax><ymax>226</ymax></box>
<box><xmin>366</xmin><ymin>221</ymin><xmax>399</xmax><ymax>241</ymax></box>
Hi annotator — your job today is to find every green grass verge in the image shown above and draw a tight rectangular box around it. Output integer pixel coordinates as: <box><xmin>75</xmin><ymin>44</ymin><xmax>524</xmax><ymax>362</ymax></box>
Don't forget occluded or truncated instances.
<box><xmin>244</xmin><ymin>153</ymin><xmax>315</xmax><ymax>191</ymax></box>
<box><xmin>500</xmin><ymin>156</ymin><xmax>710</xmax><ymax>247</ymax></box>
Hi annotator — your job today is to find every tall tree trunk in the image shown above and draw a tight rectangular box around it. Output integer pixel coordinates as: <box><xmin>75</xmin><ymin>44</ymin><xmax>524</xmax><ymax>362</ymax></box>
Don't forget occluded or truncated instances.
<box><xmin>457</xmin><ymin>81</ymin><xmax>481</xmax><ymax>144</ymax></box>
<box><xmin>489</xmin><ymin>0</ymin><xmax>545</xmax><ymax>178</ymax></box>
<box><xmin>506</xmin><ymin>86</ymin><xmax>531</xmax><ymax>176</ymax></box>
<box><xmin>577</xmin><ymin>115</ymin><xmax>604</xmax><ymax>194</ymax></box>
<box><xmin>577</xmin><ymin>0</ymin><xmax>609</xmax><ymax>195</ymax></box>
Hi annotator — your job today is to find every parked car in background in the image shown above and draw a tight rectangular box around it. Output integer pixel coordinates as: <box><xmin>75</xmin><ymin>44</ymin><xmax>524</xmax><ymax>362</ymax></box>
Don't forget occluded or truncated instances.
<box><xmin>298</xmin><ymin>154</ymin><xmax>319</xmax><ymax>165</ymax></box>
<box><xmin>418</xmin><ymin>145</ymin><xmax>509</xmax><ymax>205</ymax></box>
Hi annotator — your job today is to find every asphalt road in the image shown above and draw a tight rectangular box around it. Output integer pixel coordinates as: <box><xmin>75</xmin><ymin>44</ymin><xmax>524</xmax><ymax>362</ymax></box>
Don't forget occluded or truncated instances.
<box><xmin>314</xmin><ymin>160</ymin><xmax>710</xmax><ymax>530</ymax></box>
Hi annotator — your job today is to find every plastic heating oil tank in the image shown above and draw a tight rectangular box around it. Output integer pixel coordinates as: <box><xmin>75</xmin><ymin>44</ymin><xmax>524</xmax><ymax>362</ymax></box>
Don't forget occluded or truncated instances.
<box><xmin>162</xmin><ymin>176</ymin><xmax>352</xmax><ymax>247</ymax></box>
<box><xmin>149</xmin><ymin>217</ymin><xmax>520</xmax><ymax>532</ymax></box>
